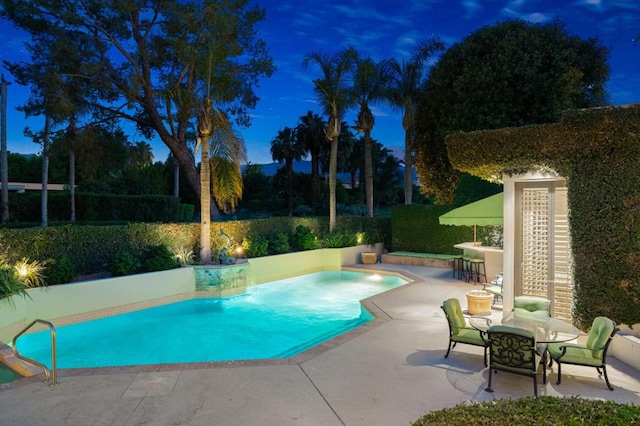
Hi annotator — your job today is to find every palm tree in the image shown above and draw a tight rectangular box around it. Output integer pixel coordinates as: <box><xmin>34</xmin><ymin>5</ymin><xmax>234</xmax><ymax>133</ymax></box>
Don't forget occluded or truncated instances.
<box><xmin>270</xmin><ymin>126</ymin><xmax>306</xmax><ymax>216</ymax></box>
<box><xmin>384</xmin><ymin>39</ymin><xmax>444</xmax><ymax>204</ymax></box>
<box><xmin>296</xmin><ymin>111</ymin><xmax>325</xmax><ymax>212</ymax></box>
<box><xmin>304</xmin><ymin>47</ymin><xmax>358</xmax><ymax>232</ymax></box>
<box><xmin>129</xmin><ymin>141</ymin><xmax>154</xmax><ymax>170</ymax></box>
<box><xmin>352</xmin><ymin>56</ymin><xmax>389</xmax><ymax>217</ymax></box>
<box><xmin>196</xmin><ymin>97</ymin><xmax>246</xmax><ymax>263</ymax></box>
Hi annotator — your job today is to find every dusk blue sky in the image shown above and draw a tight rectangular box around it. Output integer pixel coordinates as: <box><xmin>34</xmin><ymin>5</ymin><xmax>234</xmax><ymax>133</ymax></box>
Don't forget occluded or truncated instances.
<box><xmin>1</xmin><ymin>0</ymin><xmax>639</xmax><ymax>165</ymax></box>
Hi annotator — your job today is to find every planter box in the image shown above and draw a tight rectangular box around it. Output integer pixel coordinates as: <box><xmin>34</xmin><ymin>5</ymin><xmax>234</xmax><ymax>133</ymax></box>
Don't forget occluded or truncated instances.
<box><xmin>466</xmin><ymin>290</ymin><xmax>493</xmax><ymax>315</ymax></box>
<box><xmin>361</xmin><ymin>252</ymin><xmax>377</xmax><ymax>264</ymax></box>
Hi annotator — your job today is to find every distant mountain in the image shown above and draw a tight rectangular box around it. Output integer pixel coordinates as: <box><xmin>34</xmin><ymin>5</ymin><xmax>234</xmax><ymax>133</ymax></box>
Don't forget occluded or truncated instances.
<box><xmin>244</xmin><ymin>160</ymin><xmax>416</xmax><ymax>184</ymax></box>
<box><xmin>251</xmin><ymin>161</ymin><xmax>312</xmax><ymax>176</ymax></box>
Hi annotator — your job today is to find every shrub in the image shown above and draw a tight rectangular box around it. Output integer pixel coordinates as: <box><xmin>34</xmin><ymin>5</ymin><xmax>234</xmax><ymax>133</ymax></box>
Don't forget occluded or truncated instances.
<box><xmin>173</xmin><ymin>246</ymin><xmax>195</xmax><ymax>266</ymax></box>
<box><xmin>0</xmin><ymin>258</ymin><xmax>28</xmax><ymax>304</ymax></box>
<box><xmin>293</xmin><ymin>204</ymin><xmax>313</xmax><ymax>217</ymax></box>
<box><xmin>110</xmin><ymin>249</ymin><xmax>141</xmax><ymax>276</ymax></box>
<box><xmin>267</xmin><ymin>232</ymin><xmax>290</xmax><ymax>254</ymax></box>
<box><xmin>321</xmin><ymin>231</ymin><xmax>355</xmax><ymax>248</ymax></box>
<box><xmin>242</xmin><ymin>235</ymin><xmax>269</xmax><ymax>258</ymax></box>
<box><xmin>14</xmin><ymin>258</ymin><xmax>47</xmax><ymax>288</ymax></box>
<box><xmin>293</xmin><ymin>225</ymin><xmax>318</xmax><ymax>251</ymax></box>
<box><xmin>141</xmin><ymin>245</ymin><xmax>179</xmax><ymax>272</ymax></box>
<box><xmin>412</xmin><ymin>396</ymin><xmax>640</xmax><ymax>425</ymax></box>
<box><xmin>45</xmin><ymin>256</ymin><xmax>77</xmax><ymax>285</ymax></box>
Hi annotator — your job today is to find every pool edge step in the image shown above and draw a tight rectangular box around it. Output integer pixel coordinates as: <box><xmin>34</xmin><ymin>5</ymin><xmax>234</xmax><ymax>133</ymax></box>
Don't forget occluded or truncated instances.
<box><xmin>0</xmin><ymin>346</ymin><xmax>39</xmax><ymax>378</ymax></box>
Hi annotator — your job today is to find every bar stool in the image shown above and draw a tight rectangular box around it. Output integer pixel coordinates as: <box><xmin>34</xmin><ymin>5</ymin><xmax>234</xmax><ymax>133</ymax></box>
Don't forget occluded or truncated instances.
<box><xmin>452</xmin><ymin>255</ymin><xmax>464</xmax><ymax>279</ymax></box>
<box><xmin>465</xmin><ymin>257</ymin><xmax>486</xmax><ymax>283</ymax></box>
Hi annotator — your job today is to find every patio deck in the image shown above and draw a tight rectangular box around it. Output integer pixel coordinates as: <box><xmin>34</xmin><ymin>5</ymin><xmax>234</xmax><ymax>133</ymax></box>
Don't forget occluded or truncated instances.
<box><xmin>1</xmin><ymin>265</ymin><xmax>638</xmax><ymax>426</ymax></box>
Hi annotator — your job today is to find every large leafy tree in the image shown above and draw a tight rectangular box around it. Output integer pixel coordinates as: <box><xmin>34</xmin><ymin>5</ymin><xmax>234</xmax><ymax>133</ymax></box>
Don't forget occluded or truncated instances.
<box><xmin>415</xmin><ymin>19</ymin><xmax>610</xmax><ymax>203</ymax></box>
<box><xmin>270</xmin><ymin>126</ymin><xmax>306</xmax><ymax>216</ymax></box>
<box><xmin>1</xmin><ymin>0</ymin><xmax>274</xmax><ymax>207</ymax></box>
<box><xmin>3</xmin><ymin>25</ymin><xmax>101</xmax><ymax>225</ymax></box>
<box><xmin>304</xmin><ymin>47</ymin><xmax>357</xmax><ymax>232</ymax></box>
<box><xmin>383</xmin><ymin>39</ymin><xmax>445</xmax><ymax>205</ymax></box>
<box><xmin>352</xmin><ymin>57</ymin><xmax>389</xmax><ymax>217</ymax></box>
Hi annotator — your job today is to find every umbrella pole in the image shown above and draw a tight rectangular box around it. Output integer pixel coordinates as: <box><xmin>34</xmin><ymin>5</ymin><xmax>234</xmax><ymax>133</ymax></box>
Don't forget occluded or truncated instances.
<box><xmin>473</xmin><ymin>225</ymin><xmax>478</xmax><ymax>246</ymax></box>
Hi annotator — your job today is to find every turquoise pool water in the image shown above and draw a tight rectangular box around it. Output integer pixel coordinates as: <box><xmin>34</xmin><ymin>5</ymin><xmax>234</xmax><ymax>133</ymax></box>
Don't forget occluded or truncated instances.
<box><xmin>16</xmin><ymin>270</ymin><xmax>407</xmax><ymax>368</ymax></box>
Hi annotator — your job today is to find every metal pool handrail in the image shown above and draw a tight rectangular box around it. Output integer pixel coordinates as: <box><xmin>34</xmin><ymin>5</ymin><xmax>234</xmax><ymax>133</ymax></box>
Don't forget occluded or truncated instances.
<box><xmin>12</xmin><ymin>319</ymin><xmax>57</xmax><ymax>386</ymax></box>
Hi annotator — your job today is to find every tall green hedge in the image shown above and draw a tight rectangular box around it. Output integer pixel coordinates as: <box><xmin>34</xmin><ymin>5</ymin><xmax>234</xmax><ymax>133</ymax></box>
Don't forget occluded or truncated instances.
<box><xmin>446</xmin><ymin>103</ymin><xmax>640</xmax><ymax>328</ymax></box>
<box><xmin>0</xmin><ymin>216</ymin><xmax>390</xmax><ymax>278</ymax></box>
<box><xmin>392</xmin><ymin>205</ymin><xmax>476</xmax><ymax>254</ymax></box>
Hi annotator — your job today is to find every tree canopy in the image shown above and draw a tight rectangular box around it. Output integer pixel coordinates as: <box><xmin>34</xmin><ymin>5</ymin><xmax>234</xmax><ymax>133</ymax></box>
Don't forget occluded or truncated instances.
<box><xmin>414</xmin><ymin>19</ymin><xmax>610</xmax><ymax>203</ymax></box>
<box><xmin>1</xmin><ymin>0</ymin><xmax>275</xmax><ymax>201</ymax></box>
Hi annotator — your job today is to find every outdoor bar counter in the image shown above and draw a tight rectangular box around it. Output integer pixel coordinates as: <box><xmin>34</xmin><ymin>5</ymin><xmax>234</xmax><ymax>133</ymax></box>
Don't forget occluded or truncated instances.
<box><xmin>454</xmin><ymin>242</ymin><xmax>504</xmax><ymax>281</ymax></box>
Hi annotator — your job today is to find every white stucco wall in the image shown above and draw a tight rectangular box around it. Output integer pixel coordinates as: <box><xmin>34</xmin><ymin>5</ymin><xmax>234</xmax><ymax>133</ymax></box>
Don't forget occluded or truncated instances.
<box><xmin>0</xmin><ymin>267</ymin><xmax>194</xmax><ymax>341</ymax></box>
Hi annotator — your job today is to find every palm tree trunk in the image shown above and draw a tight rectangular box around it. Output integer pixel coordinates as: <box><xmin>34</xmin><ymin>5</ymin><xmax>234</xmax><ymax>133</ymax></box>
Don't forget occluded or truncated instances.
<box><xmin>41</xmin><ymin>115</ymin><xmax>51</xmax><ymax>227</ymax></box>
<box><xmin>287</xmin><ymin>158</ymin><xmax>294</xmax><ymax>216</ymax></box>
<box><xmin>403</xmin><ymin>128</ymin><xmax>413</xmax><ymax>205</ymax></box>
<box><xmin>200</xmin><ymin>140</ymin><xmax>211</xmax><ymax>263</ymax></box>
<box><xmin>364</xmin><ymin>130</ymin><xmax>374</xmax><ymax>217</ymax></box>
<box><xmin>311</xmin><ymin>150</ymin><xmax>319</xmax><ymax>211</ymax></box>
<box><xmin>173</xmin><ymin>161</ymin><xmax>179</xmax><ymax>198</ymax></box>
<box><xmin>329</xmin><ymin>135</ymin><xmax>338</xmax><ymax>232</ymax></box>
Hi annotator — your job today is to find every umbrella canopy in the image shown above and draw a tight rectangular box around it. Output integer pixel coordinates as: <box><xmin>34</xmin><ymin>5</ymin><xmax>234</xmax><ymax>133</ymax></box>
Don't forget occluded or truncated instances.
<box><xmin>439</xmin><ymin>192</ymin><xmax>504</xmax><ymax>226</ymax></box>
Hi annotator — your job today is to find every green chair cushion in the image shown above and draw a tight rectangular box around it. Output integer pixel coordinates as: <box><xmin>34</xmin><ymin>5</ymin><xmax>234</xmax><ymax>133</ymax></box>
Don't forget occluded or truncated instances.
<box><xmin>586</xmin><ymin>316</ymin><xmax>616</xmax><ymax>358</ymax></box>
<box><xmin>513</xmin><ymin>296</ymin><xmax>551</xmax><ymax>319</ymax></box>
<box><xmin>483</xmin><ymin>284</ymin><xmax>503</xmax><ymax>296</ymax></box>
<box><xmin>548</xmin><ymin>343</ymin><xmax>603</xmax><ymax>366</ymax></box>
<box><xmin>443</xmin><ymin>298</ymin><xmax>467</xmax><ymax>336</ymax></box>
<box><xmin>548</xmin><ymin>316</ymin><xmax>615</xmax><ymax>366</ymax></box>
<box><xmin>452</xmin><ymin>327</ymin><xmax>486</xmax><ymax>346</ymax></box>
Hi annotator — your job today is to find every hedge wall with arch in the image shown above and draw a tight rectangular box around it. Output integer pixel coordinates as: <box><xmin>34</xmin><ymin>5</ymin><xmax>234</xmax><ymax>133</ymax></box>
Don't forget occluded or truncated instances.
<box><xmin>445</xmin><ymin>103</ymin><xmax>640</xmax><ymax>329</ymax></box>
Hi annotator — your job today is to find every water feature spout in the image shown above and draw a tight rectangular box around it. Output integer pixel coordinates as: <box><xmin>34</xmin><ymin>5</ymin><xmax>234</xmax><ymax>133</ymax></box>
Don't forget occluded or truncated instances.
<box><xmin>219</xmin><ymin>228</ymin><xmax>232</xmax><ymax>249</ymax></box>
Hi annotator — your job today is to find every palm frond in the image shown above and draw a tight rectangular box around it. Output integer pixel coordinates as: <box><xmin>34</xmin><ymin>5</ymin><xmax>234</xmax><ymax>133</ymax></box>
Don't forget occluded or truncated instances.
<box><xmin>211</xmin><ymin>157</ymin><xmax>243</xmax><ymax>212</ymax></box>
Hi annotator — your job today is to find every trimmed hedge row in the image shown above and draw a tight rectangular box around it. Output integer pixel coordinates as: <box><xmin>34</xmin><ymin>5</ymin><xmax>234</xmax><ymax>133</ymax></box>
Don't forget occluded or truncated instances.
<box><xmin>0</xmin><ymin>216</ymin><xmax>390</xmax><ymax>279</ymax></box>
<box><xmin>387</xmin><ymin>204</ymin><xmax>502</xmax><ymax>254</ymax></box>
<box><xmin>392</xmin><ymin>204</ymin><xmax>485</xmax><ymax>254</ymax></box>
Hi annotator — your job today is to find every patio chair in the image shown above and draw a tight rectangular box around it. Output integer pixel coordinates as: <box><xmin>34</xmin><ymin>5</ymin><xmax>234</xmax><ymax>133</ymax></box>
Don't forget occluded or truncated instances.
<box><xmin>483</xmin><ymin>274</ymin><xmax>503</xmax><ymax>305</ymax></box>
<box><xmin>485</xmin><ymin>325</ymin><xmax>547</xmax><ymax>397</ymax></box>
<box><xmin>513</xmin><ymin>296</ymin><xmax>551</xmax><ymax>319</ymax></box>
<box><xmin>441</xmin><ymin>298</ymin><xmax>489</xmax><ymax>366</ymax></box>
<box><xmin>547</xmin><ymin>316</ymin><xmax>618</xmax><ymax>390</ymax></box>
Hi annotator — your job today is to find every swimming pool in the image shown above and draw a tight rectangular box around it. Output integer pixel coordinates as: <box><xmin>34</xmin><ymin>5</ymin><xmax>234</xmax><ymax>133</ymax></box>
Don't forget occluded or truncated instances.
<box><xmin>15</xmin><ymin>270</ymin><xmax>408</xmax><ymax>368</ymax></box>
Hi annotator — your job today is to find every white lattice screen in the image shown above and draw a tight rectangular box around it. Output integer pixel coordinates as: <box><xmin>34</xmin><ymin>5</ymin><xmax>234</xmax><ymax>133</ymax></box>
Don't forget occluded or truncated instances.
<box><xmin>521</xmin><ymin>188</ymin><xmax>550</xmax><ymax>297</ymax></box>
<box><xmin>551</xmin><ymin>188</ymin><xmax>573</xmax><ymax>321</ymax></box>
<box><xmin>518</xmin><ymin>184</ymin><xmax>574</xmax><ymax>321</ymax></box>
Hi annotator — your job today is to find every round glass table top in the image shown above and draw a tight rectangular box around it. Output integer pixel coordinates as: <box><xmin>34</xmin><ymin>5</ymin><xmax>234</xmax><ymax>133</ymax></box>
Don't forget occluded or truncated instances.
<box><xmin>469</xmin><ymin>310</ymin><xmax>580</xmax><ymax>343</ymax></box>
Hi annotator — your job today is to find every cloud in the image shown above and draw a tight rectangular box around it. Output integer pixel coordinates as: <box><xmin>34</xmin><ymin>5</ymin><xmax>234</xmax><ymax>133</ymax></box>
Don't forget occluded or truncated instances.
<box><xmin>461</xmin><ymin>0</ymin><xmax>482</xmax><ymax>19</ymax></box>
<box><xmin>370</xmin><ymin>105</ymin><xmax>389</xmax><ymax>117</ymax></box>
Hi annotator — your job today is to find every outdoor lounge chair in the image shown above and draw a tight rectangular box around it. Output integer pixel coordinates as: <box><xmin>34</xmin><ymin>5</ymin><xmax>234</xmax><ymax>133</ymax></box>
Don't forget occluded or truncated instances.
<box><xmin>547</xmin><ymin>316</ymin><xmax>618</xmax><ymax>390</ymax></box>
<box><xmin>513</xmin><ymin>296</ymin><xmax>551</xmax><ymax>319</ymax></box>
<box><xmin>441</xmin><ymin>298</ymin><xmax>488</xmax><ymax>366</ymax></box>
<box><xmin>485</xmin><ymin>325</ymin><xmax>547</xmax><ymax>396</ymax></box>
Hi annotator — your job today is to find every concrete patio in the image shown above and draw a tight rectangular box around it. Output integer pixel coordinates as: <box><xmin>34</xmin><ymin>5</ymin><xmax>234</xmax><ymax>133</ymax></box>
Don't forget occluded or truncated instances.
<box><xmin>1</xmin><ymin>264</ymin><xmax>638</xmax><ymax>425</ymax></box>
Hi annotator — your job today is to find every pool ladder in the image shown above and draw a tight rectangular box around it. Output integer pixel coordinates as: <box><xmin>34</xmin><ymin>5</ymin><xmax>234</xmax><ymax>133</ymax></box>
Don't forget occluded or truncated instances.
<box><xmin>12</xmin><ymin>319</ymin><xmax>57</xmax><ymax>386</ymax></box>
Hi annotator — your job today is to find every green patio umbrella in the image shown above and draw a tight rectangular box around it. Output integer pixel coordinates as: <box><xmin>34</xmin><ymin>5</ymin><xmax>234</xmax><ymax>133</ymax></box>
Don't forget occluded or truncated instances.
<box><xmin>439</xmin><ymin>192</ymin><xmax>504</xmax><ymax>243</ymax></box>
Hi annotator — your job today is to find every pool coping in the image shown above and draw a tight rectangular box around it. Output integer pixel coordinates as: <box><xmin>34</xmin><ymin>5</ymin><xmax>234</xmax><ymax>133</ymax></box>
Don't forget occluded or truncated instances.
<box><xmin>0</xmin><ymin>266</ymin><xmax>421</xmax><ymax>391</ymax></box>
